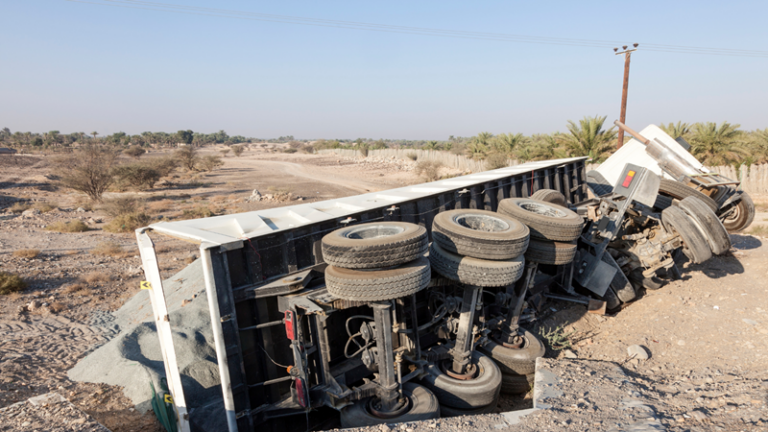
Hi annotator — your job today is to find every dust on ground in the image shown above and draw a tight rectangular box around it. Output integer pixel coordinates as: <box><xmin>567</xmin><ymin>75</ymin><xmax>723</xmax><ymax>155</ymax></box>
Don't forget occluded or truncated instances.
<box><xmin>1</xmin><ymin>148</ymin><xmax>767</xmax><ymax>431</ymax></box>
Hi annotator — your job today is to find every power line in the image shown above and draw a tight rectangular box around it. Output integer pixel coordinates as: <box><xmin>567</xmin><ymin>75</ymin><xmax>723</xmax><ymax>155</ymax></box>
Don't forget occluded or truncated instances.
<box><xmin>65</xmin><ymin>0</ymin><xmax>768</xmax><ymax>58</ymax></box>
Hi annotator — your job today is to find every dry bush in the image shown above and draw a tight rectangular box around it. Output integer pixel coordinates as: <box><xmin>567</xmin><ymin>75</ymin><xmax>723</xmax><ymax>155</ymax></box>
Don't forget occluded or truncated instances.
<box><xmin>101</xmin><ymin>196</ymin><xmax>145</xmax><ymax>216</ymax></box>
<box><xmin>231</xmin><ymin>145</ymin><xmax>245</xmax><ymax>157</ymax></box>
<box><xmin>63</xmin><ymin>283</ymin><xmax>86</xmax><ymax>293</ymax></box>
<box><xmin>103</xmin><ymin>212</ymin><xmax>151</xmax><ymax>233</ymax></box>
<box><xmin>0</xmin><ymin>272</ymin><xmax>27</xmax><ymax>295</ymax></box>
<box><xmin>112</xmin><ymin>163</ymin><xmax>163</xmax><ymax>191</ymax></box>
<box><xmin>48</xmin><ymin>302</ymin><xmax>65</xmax><ymax>313</ymax></box>
<box><xmin>184</xmin><ymin>255</ymin><xmax>197</xmax><ymax>265</ymax></box>
<box><xmin>199</xmin><ymin>155</ymin><xmax>224</xmax><ymax>172</ymax></box>
<box><xmin>45</xmin><ymin>220</ymin><xmax>90</xmax><ymax>233</ymax></box>
<box><xmin>123</xmin><ymin>146</ymin><xmax>146</xmax><ymax>158</ymax></box>
<box><xmin>147</xmin><ymin>199</ymin><xmax>174</xmax><ymax>213</ymax></box>
<box><xmin>406</xmin><ymin>152</ymin><xmax>418</xmax><ymax>161</ymax></box>
<box><xmin>299</xmin><ymin>145</ymin><xmax>314</xmax><ymax>154</ymax></box>
<box><xmin>220</xmin><ymin>149</ymin><xmax>231</xmax><ymax>157</ymax></box>
<box><xmin>13</xmin><ymin>249</ymin><xmax>40</xmax><ymax>259</ymax></box>
<box><xmin>181</xmin><ymin>206</ymin><xmax>215</xmax><ymax>220</ymax></box>
<box><xmin>9</xmin><ymin>202</ymin><xmax>30</xmax><ymax>213</ymax></box>
<box><xmin>91</xmin><ymin>241</ymin><xmax>127</xmax><ymax>257</ymax></box>
<box><xmin>57</xmin><ymin>146</ymin><xmax>118</xmax><ymax>202</ymax></box>
<box><xmin>79</xmin><ymin>272</ymin><xmax>111</xmax><ymax>284</ymax></box>
<box><xmin>175</xmin><ymin>146</ymin><xmax>199</xmax><ymax>171</ymax></box>
<box><xmin>33</xmin><ymin>201</ymin><xmax>58</xmax><ymax>213</ymax></box>
<box><xmin>484</xmin><ymin>153</ymin><xmax>509</xmax><ymax>170</ymax></box>
<box><xmin>282</xmin><ymin>148</ymin><xmax>297</xmax><ymax>154</ymax></box>
<box><xmin>414</xmin><ymin>161</ymin><xmax>443</xmax><ymax>182</ymax></box>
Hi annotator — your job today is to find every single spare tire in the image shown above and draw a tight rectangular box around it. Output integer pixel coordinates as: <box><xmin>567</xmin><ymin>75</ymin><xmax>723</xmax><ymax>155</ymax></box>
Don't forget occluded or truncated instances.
<box><xmin>530</xmin><ymin>189</ymin><xmax>567</xmax><ymax>207</ymax></box>
<box><xmin>658</xmin><ymin>178</ymin><xmax>718</xmax><ymax>212</ymax></box>
<box><xmin>662</xmin><ymin>206</ymin><xmax>712</xmax><ymax>264</ymax></box>
<box><xmin>498</xmin><ymin>198</ymin><xmax>584</xmax><ymax>242</ymax></box>
<box><xmin>322</xmin><ymin>222</ymin><xmax>428</xmax><ymax>269</ymax></box>
<box><xmin>432</xmin><ymin>209</ymin><xmax>529</xmax><ymax>260</ymax></box>
<box><xmin>325</xmin><ymin>256</ymin><xmax>431</xmax><ymax>301</ymax></box>
<box><xmin>524</xmin><ymin>239</ymin><xmax>577</xmax><ymax>265</ymax></box>
<box><xmin>678</xmin><ymin>196</ymin><xmax>731</xmax><ymax>255</ymax></box>
<box><xmin>500</xmin><ymin>373</ymin><xmax>535</xmax><ymax>395</ymax></box>
<box><xmin>721</xmin><ymin>192</ymin><xmax>755</xmax><ymax>233</ymax></box>
<box><xmin>429</xmin><ymin>242</ymin><xmax>525</xmax><ymax>287</ymax></box>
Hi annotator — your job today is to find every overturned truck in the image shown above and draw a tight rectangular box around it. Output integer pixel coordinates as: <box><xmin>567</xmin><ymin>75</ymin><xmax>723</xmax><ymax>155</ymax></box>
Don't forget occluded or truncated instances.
<box><xmin>136</xmin><ymin>124</ymin><xmax>752</xmax><ymax>432</ymax></box>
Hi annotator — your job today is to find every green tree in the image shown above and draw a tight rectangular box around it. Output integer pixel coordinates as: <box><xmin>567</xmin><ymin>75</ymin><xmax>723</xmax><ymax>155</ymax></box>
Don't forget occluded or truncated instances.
<box><xmin>689</xmin><ymin>122</ymin><xmax>746</xmax><ymax>166</ymax></box>
<box><xmin>491</xmin><ymin>133</ymin><xmax>527</xmax><ymax>155</ymax></box>
<box><xmin>659</xmin><ymin>121</ymin><xmax>691</xmax><ymax>139</ymax></box>
<box><xmin>58</xmin><ymin>146</ymin><xmax>118</xmax><ymax>201</ymax></box>
<box><xmin>466</xmin><ymin>132</ymin><xmax>493</xmax><ymax>160</ymax></box>
<box><xmin>559</xmin><ymin>115</ymin><xmax>618</xmax><ymax>163</ymax></box>
<box><xmin>176</xmin><ymin>130</ymin><xmax>194</xmax><ymax>145</ymax></box>
<box><xmin>423</xmin><ymin>140</ymin><xmax>441</xmax><ymax>151</ymax></box>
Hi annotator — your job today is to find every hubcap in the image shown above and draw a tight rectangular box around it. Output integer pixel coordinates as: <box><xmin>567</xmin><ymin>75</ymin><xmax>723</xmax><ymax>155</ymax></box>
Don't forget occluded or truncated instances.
<box><xmin>344</xmin><ymin>225</ymin><xmax>405</xmax><ymax>240</ymax></box>
<box><xmin>453</xmin><ymin>214</ymin><xmax>510</xmax><ymax>232</ymax></box>
<box><xmin>518</xmin><ymin>201</ymin><xmax>567</xmax><ymax>218</ymax></box>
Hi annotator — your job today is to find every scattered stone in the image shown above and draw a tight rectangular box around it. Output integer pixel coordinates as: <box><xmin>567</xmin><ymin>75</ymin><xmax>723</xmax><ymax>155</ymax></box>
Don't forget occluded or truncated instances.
<box><xmin>689</xmin><ymin>410</ymin><xmax>708</xmax><ymax>421</ymax></box>
<box><xmin>247</xmin><ymin>189</ymin><xmax>262</xmax><ymax>202</ymax></box>
<box><xmin>627</xmin><ymin>344</ymin><xmax>650</xmax><ymax>360</ymax></box>
<box><xmin>563</xmin><ymin>349</ymin><xmax>578</xmax><ymax>359</ymax></box>
<box><xmin>21</xmin><ymin>209</ymin><xmax>41</xmax><ymax>217</ymax></box>
<box><xmin>75</xmin><ymin>207</ymin><xmax>86</xmax><ymax>212</ymax></box>
<box><xmin>27</xmin><ymin>300</ymin><xmax>42</xmax><ymax>311</ymax></box>
<box><xmin>743</xmin><ymin>319</ymin><xmax>758</xmax><ymax>326</ymax></box>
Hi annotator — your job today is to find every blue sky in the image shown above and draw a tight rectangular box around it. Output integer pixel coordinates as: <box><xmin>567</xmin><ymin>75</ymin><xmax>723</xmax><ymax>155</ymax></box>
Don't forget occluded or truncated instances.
<box><xmin>2</xmin><ymin>0</ymin><xmax>767</xmax><ymax>140</ymax></box>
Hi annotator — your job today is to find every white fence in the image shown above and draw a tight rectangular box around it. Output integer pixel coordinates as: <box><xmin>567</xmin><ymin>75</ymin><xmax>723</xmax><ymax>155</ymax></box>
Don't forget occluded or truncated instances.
<box><xmin>317</xmin><ymin>148</ymin><xmax>515</xmax><ymax>173</ymax></box>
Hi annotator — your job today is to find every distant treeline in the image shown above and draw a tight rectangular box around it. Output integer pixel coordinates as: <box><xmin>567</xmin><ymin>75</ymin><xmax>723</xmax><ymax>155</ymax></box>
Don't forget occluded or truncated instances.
<box><xmin>3</xmin><ymin>115</ymin><xmax>768</xmax><ymax>166</ymax></box>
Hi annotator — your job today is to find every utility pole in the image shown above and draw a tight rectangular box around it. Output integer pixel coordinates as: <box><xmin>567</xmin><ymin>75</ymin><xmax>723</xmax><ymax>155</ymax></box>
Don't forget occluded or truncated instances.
<box><xmin>614</xmin><ymin>43</ymin><xmax>638</xmax><ymax>149</ymax></box>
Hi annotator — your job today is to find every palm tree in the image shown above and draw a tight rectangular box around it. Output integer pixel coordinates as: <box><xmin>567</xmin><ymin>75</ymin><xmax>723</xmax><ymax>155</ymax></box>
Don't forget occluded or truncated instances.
<box><xmin>91</xmin><ymin>131</ymin><xmax>98</xmax><ymax>139</ymax></box>
<box><xmin>558</xmin><ymin>115</ymin><xmax>618</xmax><ymax>163</ymax></box>
<box><xmin>689</xmin><ymin>122</ymin><xmax>747</xmax><ymax>166</ymax></box>
<box><xmin>491</xmin><ymin>133</ymin><xmax>527</xmax><ymax>155</ymax></box>
<box><xmin>423</xmin><ymin>140</ymin><xmax>440</xmax><ymax>151</ymax></box>
<box><xmin>528</xmin><ymin>133</ymin><xmax>567</xmax><ymax>161</ymax></box>
<box><xmin>659</xmin><ymin>121</ymin><xmax>691</xmax><ymax>139</ymax></box>
<box><xmin>466</xmin><ymin>132</ymin><xmax>493</xmax><ymax>160</ymax></box>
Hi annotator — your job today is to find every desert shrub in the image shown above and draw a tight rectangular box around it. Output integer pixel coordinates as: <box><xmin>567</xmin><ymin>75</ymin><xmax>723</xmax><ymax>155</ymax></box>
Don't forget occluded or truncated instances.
<box><xmin>282</xmin><ymin>148</ymin><xmax>297</xmax><ymax>154</ymax></box>
<box><xmin>199</xmin><ymin>155</ymin><xmax>223</xmax><ymax>172</ymax></box>
<box><xmin>147</xmin><ymin>199</ymin><xmax>174</xmax><ymax>213</ymax></box>
<box><xmin>406</xmin><ymin>152</ymin><xmax>418</xmax><ymax>161</ymax></box>
<box><xmin>33</xmin><ymin>201</ymin><xmax>58</xmax><ymax>213</ymax></box>
<box><xmin>79</xmin><ymin>271</ymin><xmax>111</xmax><ymax>284</ymax></box>
<box><xmin>101</xmin><ymin>196</ymin><xmax>145</xmax><ymax>216</ymax></box>
<box><xmin>103</xmin><ymin>212</ymin><xmax>151</xmax><ymax>233</ymax></box>
<box><xmin>112</xmin><ymin>163</ymin><xmax>162</xmax><ymax>190</ymax></box>
<box><xmin>220</xmin><ymin>149</ymin><xmax>230</xmax><ymax>157</ymax></box>
<box><xmin>450</xmin><ymin>142</ymin><xmax>467</xmax><ymax>156</ymax></box>
<box><xmin>58</xmin><ymin>146</ymin><xmax>118</xmax><ymax>201</ymax></box>
<box><xmin>414</xmin><ymin>161</ymin><xmax>443</xmax><ymax>182</ymax></box>
<box><xmin>45</xmin><ymin>220</ymin><xmax>90</xmax><ymax>233</ymax></box>
<box><xmin>0</xmin><ymin>272</ymin><xmax>26</xmax><ymax>295</ymax></box>
<box><xmin>63</xmin><ymin>283</ymin><xmax>86</xmax><ymax>293</ymax></box>
<box><xmin>175</xmin><ymin>146</ymin><xmax>198</xmax><ymax>171</ymax></box>
<box><xmin>9</xmin><ymin>202</ymin><xmax>31</xmax><ymax>213</ymax></box>
<box><xmin>48</xmin><ymin>302</ymin><xmax>66</xmax><ymax>313</ymax></box>
<box><xmin>360</xmin><ymin>147</ymin><xmax>369</xmax><ymax>157</ymax></box>
<box><xmin>90</xmin><ymin>241</ymin><xmax>126</xmax><ymax>257</ymax></box>
<box><xmin>231</xmin><ymin>145</ymin><xmax>245</xmax><ymax>157</ymax></box>
<box><xmin>484</xmin><ymin>153</ymin><xmax>509</xmax><ymax>170</ymax></box>
<box><xmin>299</xmin><ymin>145</ymin><xmax>314</xmax><ymax>154</ymax></box>
<box><xmin>181</xmin><ymin>206</ymin><xmax>215</xmax><ymax>219</ymax></box>
<box><xmin>287</xmin><ymin>141</ymin><xmax>303</xmax><ymax>149</ymax></box>
<box><xmin>123</xmin><ymin>145</ymin><xmax>146</xmax><ymax>158</ymax></box>
<box><xmin>13</xmin><ymin>249</ymin><xmax>40</xmax><ymax>259</ymax></box>
<box><xmin>148</xmin><ymin>156</ymin><xmax>179</xmax><ymax>178</ymax></box>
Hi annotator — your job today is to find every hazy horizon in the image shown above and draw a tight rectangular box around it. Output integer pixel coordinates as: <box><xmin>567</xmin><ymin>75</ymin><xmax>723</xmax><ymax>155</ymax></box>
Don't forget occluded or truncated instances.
<box><xmin>3</xmin><ymin>1</ymin><xmax>767</xmax><ymax>140</ymax></box>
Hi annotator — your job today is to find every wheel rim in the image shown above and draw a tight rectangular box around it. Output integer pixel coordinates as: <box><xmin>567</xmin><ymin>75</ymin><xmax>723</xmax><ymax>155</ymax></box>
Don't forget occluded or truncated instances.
<box><xmin>367</xmin><ymin>396</ymin><xmax>411</xmax><ymax>419</ymax></box>
<box><xmin>517</xmin><ymin>201</ymin><xmax>567</xmax><ymax>218</ymax></box>
<box><xmin>452</xmin><ymin>214</ymin><xmax>510</xmax><ymax>232</ymax></box>
<box><xmin>343</xmin><ymin>225</ymin><xmax>405</xmax><ymax>239</ymax></box>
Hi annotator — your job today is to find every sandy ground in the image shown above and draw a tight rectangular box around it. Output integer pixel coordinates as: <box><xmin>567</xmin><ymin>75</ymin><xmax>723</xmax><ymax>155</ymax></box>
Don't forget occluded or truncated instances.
<box><xmin>1</xmin><ymin>147</ymin><xmax>767</xmax><ymax>431</ymax></box>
